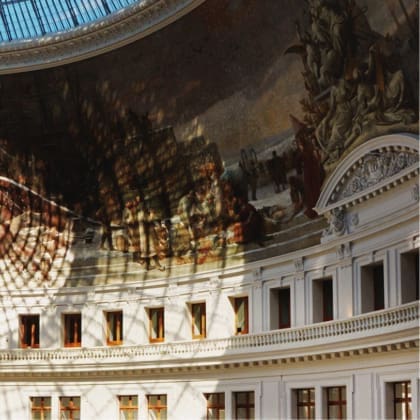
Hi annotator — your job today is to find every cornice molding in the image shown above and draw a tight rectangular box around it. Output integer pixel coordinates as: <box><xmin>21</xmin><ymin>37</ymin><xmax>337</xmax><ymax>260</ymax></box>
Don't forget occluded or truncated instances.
<box><xmin>0</xmin><ymin>0</ymin><xmax>206</xmax><ymax>74</ymax></box>
<box><xmin>0</xmin><ymin>339</ymin><xmax>417</xmax><ymax>380</ymax></box>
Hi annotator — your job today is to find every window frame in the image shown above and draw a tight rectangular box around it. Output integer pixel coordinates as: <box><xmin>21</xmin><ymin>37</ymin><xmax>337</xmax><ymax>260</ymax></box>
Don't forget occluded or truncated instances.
<box><xmin>393</xmin><ymin>381</ymin><xmax>412</xmax><ymax>420</ymax></box>
<box><xmin>359</xmin><ymin>260</ymin><xmax>386</xmax><ymax>314</ymax></box>
<box><xmin>233</xmin><ymin>391</ymin><xmax>254</xmax><ymax>420</ymax></box>
<box><xmin>63</xmin><ymin>313</ymin><xmax>82</xmax><ymax>348</ymax></box>
<box><xmin>106</xmin><ymin>310</ymin><xmax>123</xmax><ymax>346</ymax></box>
<box><xmin>399</xmin><ymin>249</ymin><xmax>419</xmax><ymax>304</ymax></box>
<box><xmin>233</xmin><ymin>296</ymin><xmax>249</xmax><ymax>335</ymax></box>
<box><xmin>191</xmin><ymin>302</ymin><xmax>206</xmax><ymax>339</ymax></box>
<box><xmin>148</xmin><ymin>307</ymin><xmax>165</xmax><ymax>343</ymax></box>
<box><xmin>147</xmin><ymin>394</ymin><xmax>167</xmax><ymax>420</ymax></box>
<box><xmin>19</xmin><ymin>314</ymin><xmax>40</xmax><ymax>349</ymax></box>
<box><xmin>277</xmin><ymin>287</ymin><xmax>291</xmax><ymax>329</ymax></box>
<box><xmin>30</xmin><ymin>396</ymin><xmax>51</xmax><ymax>419</ymax></box>
<box><xmin>312</xmin><ymin>277</ymin><xmax>334</xmax><ymax>323</ymax></box>
<box><xmin>118</xmin><ymin>395</ymin><xmax>138</xmax><ymax>420</ymax></box>
<box><xmin>204</xmin><ymin>392</ymin><xmax>225</xmax><ymax>420</ymax></box>
<box><xmin>325</xmin><ymin>386</ymin><xmax>346</xmax><ymax>419</ymax></box>
<box><xmin>295</xmin><ymin>388</ymin><xmax>315</xmax><ymax>419</ymax></box>
<box><xmin>59</xmin><ymin>396</ymin><xmax>81</xmax><ymax>420</ymax></box>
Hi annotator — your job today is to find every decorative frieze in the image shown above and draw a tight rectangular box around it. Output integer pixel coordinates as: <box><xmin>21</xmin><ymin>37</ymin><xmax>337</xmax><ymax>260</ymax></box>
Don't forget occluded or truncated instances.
<box><xmin>333</xmin><ymin>148</ymin><xmax>418</xmax><ymax>204</ymax></box>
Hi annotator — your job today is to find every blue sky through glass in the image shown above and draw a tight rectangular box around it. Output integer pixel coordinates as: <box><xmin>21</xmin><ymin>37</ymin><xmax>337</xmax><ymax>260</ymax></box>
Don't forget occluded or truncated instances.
<box><xmin>0</xmin><ymin>0</ymin><xmax>140</xmax><ymax>41</ymax></box>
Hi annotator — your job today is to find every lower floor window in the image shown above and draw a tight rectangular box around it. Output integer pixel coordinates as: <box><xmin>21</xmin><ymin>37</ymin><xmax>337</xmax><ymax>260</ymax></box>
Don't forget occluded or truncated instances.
<box><xmin>233</xmin><ymin>391</ymin><xmax>254</xmax><ymax>420</ymax></box>
<box><xmin>147</xmin><ymin>394</ymin><xmax>167</xmax><ymax>420</ymax></box>
<box><xmin>393</xmin><ymin>381</ymin><xmax>412</xmax><ymax>419</ymax></box>
<box><xmin>296</xmin><ymin>388</ymin><xmax>315</xmax><ymax>419</ymax></box>
<box><xmin>119</xmin><ymin>395</ymin><xmax>138</xmax><ymax>420</ymax></box>
<box><xmin>59</xmin><ymin>396</ymin><xmax>80</xmax><ymax>420</ymax></box>
<box><xmin>205</xmin><ymin>393</ymin><xmax>225</xmax><ymax>419</ymax></box>
<box><xmin>326</xmin><ymin>387</ymin><xmax>346</xmax><ymax>419</ymax></box>
<box><xmin>31</xmin><ymin>397</ymin><xmax>51</xmax><ymax>420</ymax></box>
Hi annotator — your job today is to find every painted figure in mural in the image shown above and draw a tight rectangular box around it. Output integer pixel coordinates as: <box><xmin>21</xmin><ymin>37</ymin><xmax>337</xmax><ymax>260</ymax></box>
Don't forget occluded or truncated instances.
<box><xmin>288</xmin><ymin>175</ymin><xmax>305</xmax><ymax>218</ymax></box>
<box><xmin>220</xmin><ymin>163</ymin><xmax>248</xmax><ymax>203</ymax></box>
<box><xmin>122</xmin><ymin>199</ymin><xmax>140</xmax><ymax>253</ymax></box>
<box><xmin>266</xmin><ymin>151</ymin><xmax>286</xmax><ymax>193</ymax></box>
<box><xmin>291</xmin><ymin>115</ymin><xmax>324</xmax><ymax>219</ymax></box>
<box><xmin>232</xmin><ymin>196</ymin><xmax>265</xmax><ymax>245</ymax></box>
<box><xmin>135</xmin><ymin>196</ymin><xmax>165</xmax><ymax>271</ymax></box>
<box><xmin>297</xmin><ymin>133</ymin><xmax>324</xmax><ymax>219</ymax></box>
<box><xmin>239</xmin><ymin>148</ymin><xmax>259</xmax><ymax>201</ymax></box>
<box><xmin>177</xmin><ymin>189</ymin><xmax>204</xmax><ymax>252</ymax></box>
<box><xmin>96</xmin><ymin>204</ymin><xmax>114</xmax><ymax>251</ymax></box>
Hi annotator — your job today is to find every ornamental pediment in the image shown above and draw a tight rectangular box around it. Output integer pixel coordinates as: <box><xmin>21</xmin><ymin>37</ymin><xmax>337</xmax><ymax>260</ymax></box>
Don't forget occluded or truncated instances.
<box><xmin>315</xmin><ymin>134</ymin><xmax>419</xmax><ymax>215</ymax></box>
<box><xmin>337</xmin><ymin>149</ymin><xmax>418</xmax><ymax>203</ymax></box>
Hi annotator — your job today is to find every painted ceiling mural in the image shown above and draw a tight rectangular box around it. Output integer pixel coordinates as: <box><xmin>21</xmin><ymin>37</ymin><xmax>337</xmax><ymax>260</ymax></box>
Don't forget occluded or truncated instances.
<box><xmin>0</xmin><ymin>0</ymin><xmax>418</xmax><ymax>286</ymax></box>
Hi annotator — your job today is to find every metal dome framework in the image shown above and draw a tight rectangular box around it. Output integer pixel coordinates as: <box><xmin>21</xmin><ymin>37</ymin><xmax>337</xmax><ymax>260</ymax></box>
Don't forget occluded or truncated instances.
<box><xmin>0</xmin><ymin>0</ymin><xmax>139</xmax><ymax>41</ymax></box>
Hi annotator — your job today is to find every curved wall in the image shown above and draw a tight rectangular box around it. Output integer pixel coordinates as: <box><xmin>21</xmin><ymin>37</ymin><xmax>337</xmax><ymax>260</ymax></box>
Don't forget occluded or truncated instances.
<box><xmin>0</xmin><ymin>0</ymin><xmax>417</xmax><ymax>284</ymax></box>
<box><xmin>0</xmin><ymin>0</ymin><xmax>418</xmax><ymax>419</ymax></box>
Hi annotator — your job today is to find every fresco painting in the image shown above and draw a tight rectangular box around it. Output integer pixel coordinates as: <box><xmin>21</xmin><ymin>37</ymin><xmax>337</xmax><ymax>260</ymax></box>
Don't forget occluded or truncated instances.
<box><xmin>0</xmin><ymin>0</ymin><xmax>417</xmax><ymax>284</ymax></box>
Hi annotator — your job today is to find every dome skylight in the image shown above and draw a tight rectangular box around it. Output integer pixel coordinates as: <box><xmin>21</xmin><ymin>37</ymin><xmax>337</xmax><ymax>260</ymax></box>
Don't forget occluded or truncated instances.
<box><xmin>0</xmin><ymin>0</ymin><xmax>140</xmax><ymax>41</ymax></box>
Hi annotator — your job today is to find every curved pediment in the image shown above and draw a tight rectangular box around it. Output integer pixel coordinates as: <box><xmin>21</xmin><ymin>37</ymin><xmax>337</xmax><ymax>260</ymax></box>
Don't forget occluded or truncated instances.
<box><xmin>315</xmin><ymin>133</ymin><xmax>419</xmax><ymax>216</ymax></box>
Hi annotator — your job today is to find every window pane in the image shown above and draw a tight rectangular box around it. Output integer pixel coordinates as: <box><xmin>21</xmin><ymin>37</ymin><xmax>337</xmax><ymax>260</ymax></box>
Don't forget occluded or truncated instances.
<box><xmin>236</xmin><ymin>392</ymin><xmax>247</xmax><ymax>404</ymax></box>
<box><xmin>298</xmin><ymin>406</ymin><xmax>307</xmax><ymax>418</ymax></box>
<box><xmin>237</xmin><ymin>408</ymin><xmax>247</xmax><ymax>418</ymax></box>
<box><xmin>148</xmin><ymin>395</ymin><xmax>158</xmax><ymax>406</ymax></box>
<box><xmin>395</xmin><ymin>383</ymin><xmax>404</xmax><ymax>396</ymax></box>
<box><xmin>328</xmin><ymin>405</ymin><xmax>340</xmax><ymax>419</ymax></box>
<box><xmin>309</xmin><ymin>389</ymin><xmax>315</xmax><ymax>402</ymax></box>
<box><xmin>159</xmin><ymin>395</ymin><xmax>167</xmax><ymax>405</ymax></box>
<box><xmin>298</xmin><ymin>389</ymin><xmax>309</xmax><ymax>402</ymax></box>
<box><xmin>395</xmin><ymin>403</ymin><xmax>404</xmax><ymax>419</ymax></box>
<box><xmin>120</xmin><ymin>411</ymin><xmax>138</xmax><ymax>420</ymax></box>
<box><xmin>207</xmin><ymin>394</ymin><xmax>215</xmax><ymax>404</ymax></box>
<box><xmin>237</xmin><ymin>301</ymin><xmax>245</xmax><ymax>331</ymax></box>
<box><xmin>279</xmin><ymin>288</ymin><xmax>290</xmax><ymax>327</ymax></box>
<box><xmin>192</xmin><ymin>304</ymin><xmax>203</xmax><ymax>336</ymax></box>
<box><xmin>151</xmin><ymin>311</ymin><xmax>158</xmax><ymax>338</ymax></box>
<box><xmin>207</xmin><ymin>408</ymin><xmax>218</xmax><ymax>419</ymax></box>
<box><xmin>328</xmin><ymin>387</ymin><xmax>339</xmax><ymax>400</ymax></box>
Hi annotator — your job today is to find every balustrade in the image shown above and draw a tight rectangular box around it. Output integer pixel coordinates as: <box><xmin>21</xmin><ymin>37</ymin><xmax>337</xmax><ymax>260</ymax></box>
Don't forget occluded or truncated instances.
<box><xmin>0</xmin><ymin>302</ymin><xmax>416</xmax><ymax>368</ymax></box>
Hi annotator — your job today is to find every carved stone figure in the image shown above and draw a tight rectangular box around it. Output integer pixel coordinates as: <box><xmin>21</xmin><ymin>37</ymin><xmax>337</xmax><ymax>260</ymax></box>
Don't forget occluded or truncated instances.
<box><xmin>322</xmin><ymin>208</ymin><xmax>346</xmax><ymax>238</ymax></box>
<box><xmin>316</xmin><ymin>78</ymin><xmax>355</xmax><ymax>157</ymax></box>
<box><xmin>291</xmin><ymin>0</ymin><xmax>418</xmax><ymax>165</ymax></box>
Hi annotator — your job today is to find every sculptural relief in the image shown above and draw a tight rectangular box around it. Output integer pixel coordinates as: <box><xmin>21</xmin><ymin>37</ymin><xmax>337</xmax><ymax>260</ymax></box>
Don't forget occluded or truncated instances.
<box><xmin>286</xmin><ymin>0</ymin><xmax>418</xmax><ymax>166</ymax></box>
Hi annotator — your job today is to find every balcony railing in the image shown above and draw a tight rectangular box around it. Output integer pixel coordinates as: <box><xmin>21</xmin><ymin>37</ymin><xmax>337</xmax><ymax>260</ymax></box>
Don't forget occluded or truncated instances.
<box><xmin>0</xmin><ymin>302</ymin><xmax>417</xmax><ymax>369</ymax></box>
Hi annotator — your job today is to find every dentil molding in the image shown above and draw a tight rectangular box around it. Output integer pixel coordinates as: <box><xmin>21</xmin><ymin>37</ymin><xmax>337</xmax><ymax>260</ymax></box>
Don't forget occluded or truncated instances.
<box><xmin>0</xmin><ymin>0</ymin><xmax>206</xmax><ymax>74</ymax></box>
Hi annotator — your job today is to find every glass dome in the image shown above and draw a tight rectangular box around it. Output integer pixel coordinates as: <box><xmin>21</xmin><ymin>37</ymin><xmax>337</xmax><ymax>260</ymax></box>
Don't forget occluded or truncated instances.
<box><xmin>0</xmin><ymin>0</ymin><xmax>140</xmax><ymax>42</ymax></box>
